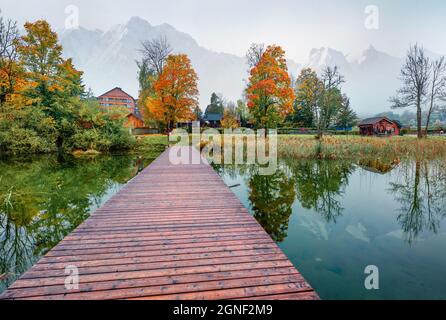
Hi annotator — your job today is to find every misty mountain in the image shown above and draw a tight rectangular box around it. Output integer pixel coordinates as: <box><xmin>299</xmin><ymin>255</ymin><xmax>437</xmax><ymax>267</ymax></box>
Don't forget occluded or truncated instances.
<box><xmin>60</xmin><ymin>16</ymin><xmax>440</xmax><ymax>116</ymax></box>
<box><xmin>61</xmin><ymin>16</ymin><xmax>247</xmax><ymax>110</ymax></box>
<box><xmin>301</xmin><ymin>46</ymin><xmax>404</xmax><ymax>116</ymax></box>
<box><xmin>61</xmin><ymin>17</ymin><xmax>303</xmax><ymax>111</ymax></box>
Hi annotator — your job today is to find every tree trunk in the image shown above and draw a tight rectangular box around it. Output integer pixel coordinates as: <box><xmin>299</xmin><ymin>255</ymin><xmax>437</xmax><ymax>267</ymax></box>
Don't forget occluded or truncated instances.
<box><xmin>166</xmin><ymin>121</ymin><xmax>170</xmax><ymax>146</ymax></box>
<box><xmin>425</xmin><ymin>86</ymin><xmax>435</xmax><ymax>137</ymax></box>
<box><xmin>0</xmin><ymin>93</ymin><xmax>6</xmax><ymax>105</ymax></box>
<box><xmin>416</xmin><ymin>95</ymin><xmax>423</xmax><ymax>139</ymax></box>
<box><xmin>316</xmin><ymin>117</ymin><xmax>323</xmax><ymax>139</ymax></box>
<box><xmin>425</xmin><ymin>107</ymin><xmax>433</xmax><ymax>137</ymax></box>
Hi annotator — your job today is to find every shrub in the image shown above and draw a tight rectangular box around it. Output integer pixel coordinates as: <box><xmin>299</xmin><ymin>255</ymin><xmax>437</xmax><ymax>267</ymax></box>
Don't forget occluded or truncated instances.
<box><xmin>0</xmin><ymin>127</ymin><xmax>55</xmax><ymax>155</ymax></box>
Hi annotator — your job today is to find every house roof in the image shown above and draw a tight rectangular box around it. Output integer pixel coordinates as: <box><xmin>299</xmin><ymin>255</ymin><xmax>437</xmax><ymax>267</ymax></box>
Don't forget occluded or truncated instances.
<box><xmin>98</xmin><ymin>87</ymin><xmax>135</xmax><ymax>101</ymax></box>
<box><xmin>358</xmin><ymin>116</ymin><xmax>395</xmax><ymax>126</ymax></box>
<box><xmin>204</xmin><ymin>113</ymin><xmax>223</xmax><ymax>121</ymax></box>
<box><xmin>126</xmin><ymin>112</ymin><xmax>143</xmax><ymax>121</ymax></box>
<box><xmin>392</xmin><ymin>120</ymin><xmax>403</xmax><ymax>128</ymax></box>
<box><xmin>133</xmin><ymin>107</ymin><xmax>143</xmax><ymax>119</ymax></box>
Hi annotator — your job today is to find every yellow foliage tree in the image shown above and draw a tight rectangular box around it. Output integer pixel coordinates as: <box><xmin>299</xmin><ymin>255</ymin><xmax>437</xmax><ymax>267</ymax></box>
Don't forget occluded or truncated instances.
<box><xmin>221</xmin><ymin>109</ymin><xmax>239</xmax><ymax>129</ymax></box>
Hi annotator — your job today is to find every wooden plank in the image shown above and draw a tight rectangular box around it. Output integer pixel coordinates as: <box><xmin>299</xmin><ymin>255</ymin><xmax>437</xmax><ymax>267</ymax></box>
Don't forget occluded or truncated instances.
<box><xmin>1</xmin><ymin>267</ymin><xmax>300</xmax><ymax>299</ymax></box>
<box><xmin>15</xmin><ymin>275</ymin><xmax>311</xmax><ymax>300</ymax></box>
<box><xmin>0</xmin><ymin>146</ymin><xmax>318</xmax><ymax>300</ymax></box>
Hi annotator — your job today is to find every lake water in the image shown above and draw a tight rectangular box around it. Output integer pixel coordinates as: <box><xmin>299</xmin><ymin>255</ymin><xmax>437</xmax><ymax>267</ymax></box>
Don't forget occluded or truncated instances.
<box><xmin>1</xmin><ymin>153</ymin><xmax>446</xmax><ymax>299</ymax></box>
<box><xmin>215</xmin><ymin>158</ymin><xmax>446</xmax><ymax>300</ymax></box>
<box><xmin>0</xmin><ymin>154</ymin><xmax>155</xmax><ymax>293</ymax></box>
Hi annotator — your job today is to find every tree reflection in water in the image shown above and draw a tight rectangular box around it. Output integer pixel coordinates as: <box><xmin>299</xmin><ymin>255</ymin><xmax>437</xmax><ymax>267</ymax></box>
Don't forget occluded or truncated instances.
<box><xmin>217</xmin><ymin>160</ymin><xmax>354</xmax><ymax>241</ymax></box>
<box><xmin>389</xmin><ymin>159</ymin><xmax>446</xmax><ymax>244</ymax></box>
<box><xmin>218</xmin><ymin>157</ymin><xmax>446</xmax><ymax>246</ymax></box>
<box><xmin>0</xmin><ymin>155</ymin><xmax>152</xmax><ymax>291</ymax></box>
<box><xmin>248</xmin><ymin>167</ymin><xmax>296</xmax><ymax>242</ymax></box>
<box><xmin>287</xmin><ymin>160</ymin><xmax>354</xmax><ymax>223</ymax></box>
<box><xmin>213</xmin><ymin>163</ymin><xmax>296</xmax><ymax>242</ymax></box>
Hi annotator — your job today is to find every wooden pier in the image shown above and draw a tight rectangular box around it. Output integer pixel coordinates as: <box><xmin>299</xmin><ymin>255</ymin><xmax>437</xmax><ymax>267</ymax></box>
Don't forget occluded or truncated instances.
<box><xmin>0</xmin><ymin>147</ymin><xmax>318</xmax><ymax>300</ymax></box>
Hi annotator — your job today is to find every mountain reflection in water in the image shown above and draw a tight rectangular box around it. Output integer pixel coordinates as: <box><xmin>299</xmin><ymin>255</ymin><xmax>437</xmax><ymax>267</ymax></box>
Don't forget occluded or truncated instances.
<box><xmin>215</xmin><ymin>158</ymin><xmax>446</xmax><ymax>299</ymax></box>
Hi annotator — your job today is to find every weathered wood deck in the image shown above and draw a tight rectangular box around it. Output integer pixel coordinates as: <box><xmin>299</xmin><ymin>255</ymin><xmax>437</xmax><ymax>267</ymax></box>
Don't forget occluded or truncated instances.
<box><xmin>1</xmin><ymin>146</ymin><xmax>318</xmax><ymax>300</ymax></box>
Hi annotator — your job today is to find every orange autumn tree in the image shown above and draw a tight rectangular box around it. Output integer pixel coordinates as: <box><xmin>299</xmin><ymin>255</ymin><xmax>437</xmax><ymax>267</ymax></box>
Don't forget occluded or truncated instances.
<box><xmin>246</xmin><ymin>45</ymin><xmax>295</xmax><ymax>131</ymax></box>
<box><xmin>0</xmin><ymin>15</ymin><xmax>26</xmax><ymax>106</ymax></box>
<box><xmin>146</xmin><ymin>54</ymin><xmax>198</xmax><ymax>133</ymax></box>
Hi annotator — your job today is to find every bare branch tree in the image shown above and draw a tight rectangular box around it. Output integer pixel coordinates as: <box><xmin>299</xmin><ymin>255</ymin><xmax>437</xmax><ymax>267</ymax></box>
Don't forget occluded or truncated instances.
<box><xmin>139</xmin><ymin>36</ymin><xmax>172</xmax><ymax>77</ymax></box>
<box><xmin>246</xmin><ymin>43</ymin><xmax>265</xmax><ymax>69</ymax></box>
<box><xmin>0</xmin><ymin>14</ymin><xmax>19</xmax><ymax>60</ymax></box>
<box><xmin>321</xmin><ymin>66</ymin><xmax>345</xmax><ymax>90</ymax></box>
<box><xmin>425</xmin><ymin>56</ymin><xmax>446</xmax><ymax>134</ymax></box>
<box><xmin>390</xmin><ymin>44</ymin><xmax>431</xmax><ymax>138</ymax></box>
<box><xmin>318</xmin><ymin>65</ymin><xmax>345</xmax><ymax>137</ymax></box>
<box><xmin>0</xmin><ymin>12</ymin><xmax>20</xmax><ymax>104</ymax></box>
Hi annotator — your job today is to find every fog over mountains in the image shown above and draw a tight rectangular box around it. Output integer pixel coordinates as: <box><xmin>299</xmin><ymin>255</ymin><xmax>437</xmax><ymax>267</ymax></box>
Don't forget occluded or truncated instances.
<box><xmin>59</xmin><ymin>16</ymin><xmax>441</xmax><ymax>117</ymax></box>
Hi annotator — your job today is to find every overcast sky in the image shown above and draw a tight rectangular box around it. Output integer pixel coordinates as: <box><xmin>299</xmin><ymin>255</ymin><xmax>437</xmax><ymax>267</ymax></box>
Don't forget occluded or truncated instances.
<box><xmin>2</xmin><ymin>0</ymin><xmax>446</xmax><ymax>61</ymax></box>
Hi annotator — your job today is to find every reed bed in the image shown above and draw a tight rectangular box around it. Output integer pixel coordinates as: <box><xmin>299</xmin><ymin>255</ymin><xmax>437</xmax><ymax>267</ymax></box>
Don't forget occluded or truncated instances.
<box><xmin>278</xmin><ymin>135</ymin><xmax>446</xmax><ymax>161</ymax></box>
<box><xmin>140</xmin><ymin>133</ymin><xmax>446</xmax><ymax>162</ymax></box>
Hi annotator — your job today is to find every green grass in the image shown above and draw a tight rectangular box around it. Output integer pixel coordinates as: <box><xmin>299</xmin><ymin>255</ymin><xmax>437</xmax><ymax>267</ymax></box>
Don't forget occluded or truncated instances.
<box><xmin>133</xmin><ymin>134</ymin><xmax>169</xmax><ymax>158</ymax></box>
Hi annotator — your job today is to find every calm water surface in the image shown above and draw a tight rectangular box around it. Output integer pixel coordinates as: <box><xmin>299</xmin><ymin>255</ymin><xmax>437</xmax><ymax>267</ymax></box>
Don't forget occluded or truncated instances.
<box><xmin>2</xmin><ymin>152</ymin><xmax>446</xmax><ymax>299</ymax></box>
<box><xmin>215</xmin><ymin>158</ymin><xmax>446</xmax><ymax>300</ymax></box>
<box><xmin>0</xmin><ymin>154</ymin><xmax>154</xmax><ymax>293</ymax></box>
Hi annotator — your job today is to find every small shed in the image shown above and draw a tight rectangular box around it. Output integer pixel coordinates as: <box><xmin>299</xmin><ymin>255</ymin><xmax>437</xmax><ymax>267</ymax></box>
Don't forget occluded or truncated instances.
<box><xmin>125</xmin><ymin>113</ymin><xmax>144</xmax><ymax>129</ymax></box>
<box><xmin>358</xmin><ymin>117</ymin><xmax>401</xmax><ymax>136</ymax></box>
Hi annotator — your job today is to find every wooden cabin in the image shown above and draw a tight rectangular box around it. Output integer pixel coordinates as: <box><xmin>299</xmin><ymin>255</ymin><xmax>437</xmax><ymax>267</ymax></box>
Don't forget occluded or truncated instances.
<box><xmin>124</xmin><ymin>113</ymin><xmax>144</xmax><ymax>129</ymax></box>
<box><xmin>358</xmin><ymin>117</ymin><xmax>401</xmax><ymax>136</ymax></box>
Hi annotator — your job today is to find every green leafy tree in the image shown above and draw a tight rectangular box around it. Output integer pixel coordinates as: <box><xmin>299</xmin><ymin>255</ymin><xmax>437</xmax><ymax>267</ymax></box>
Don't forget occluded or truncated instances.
<box><xmin>204</xmin><ymin>92</ymin><xmax>225</xmax><ymax>116</ymax></box>
<box><xmin>335</xmin><ymin>95</ymin><xmax>357</xmax><ymax>131</ymax></box>
<box><xmin>318</xmin><ymin>66</ymin><xmax>345</xmax><ymax>137</ymax></box>
<box><xmin>17</xmin><ymin>20</ymin><xmax>85</xmax><ymax>148</ymax></box>
<box><xmin>193</xmin><ymin>106</ymin><xmax>202</xmax><ymax>120</ymax></box>
<box><xmin>235</xmin><ymin>99</ymin><xmax>250</xmax><ymax>126</ymax></box>
<box><xmin>292</xmin><ymin>68</ymin><xmax>322</xmax><ymax>128</ymax></box>
<box><xmin>0</xmin><ymin>18</ymin><xmax>134</xmax><ymax>155</ymax></box>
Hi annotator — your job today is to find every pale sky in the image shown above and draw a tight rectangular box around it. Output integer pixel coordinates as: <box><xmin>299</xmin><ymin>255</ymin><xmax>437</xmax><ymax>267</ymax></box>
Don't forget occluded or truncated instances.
<box><xmin>2</xmin><ymin>0</ymin><xmax>446</xmax><ymax>61</ymax></box>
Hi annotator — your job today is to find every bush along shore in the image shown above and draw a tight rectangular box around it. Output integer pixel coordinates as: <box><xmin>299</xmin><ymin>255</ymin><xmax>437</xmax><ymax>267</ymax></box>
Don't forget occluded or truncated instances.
<box><xmin>0</xmin><ymin>20</ymin><xmax>135</xmax><ymax>156</ymax></box>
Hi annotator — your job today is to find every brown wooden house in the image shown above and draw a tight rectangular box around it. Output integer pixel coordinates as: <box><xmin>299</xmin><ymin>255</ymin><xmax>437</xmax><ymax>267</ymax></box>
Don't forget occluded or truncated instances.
<box><xmin>358</xmin><ymin>117</ymin><xmax>401</xmax><ymax>136</ymax></box>
<box><xmin>98</xmin><ymin>87</ymin><xmax>136</xmax><ymax>113</ymax></box>
<box><xmin>124</xmin><ymin>113</ymin><xmax>144</xmax><ymax>129</ymax></box>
